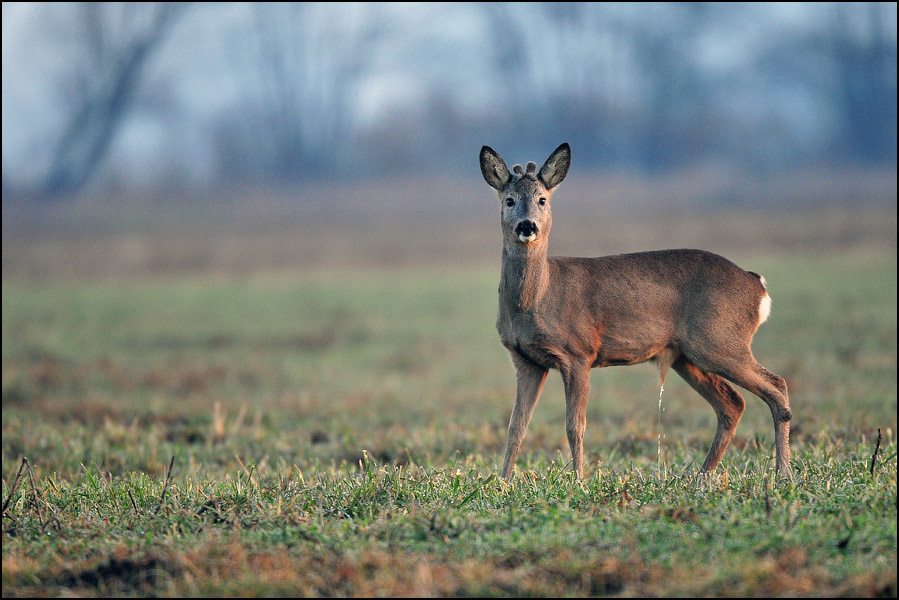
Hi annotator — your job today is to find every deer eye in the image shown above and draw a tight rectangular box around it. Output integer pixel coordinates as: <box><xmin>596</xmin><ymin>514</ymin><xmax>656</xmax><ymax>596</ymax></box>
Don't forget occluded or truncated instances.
<box><xmin>505</xmin><ymin>198</ymin><xmax>514</xmax><ymax>207</ymax></box>
<box><xmin>538</xmin><ymin>197</ymin><xmax>547</xmax><ymax>206</ymax></box>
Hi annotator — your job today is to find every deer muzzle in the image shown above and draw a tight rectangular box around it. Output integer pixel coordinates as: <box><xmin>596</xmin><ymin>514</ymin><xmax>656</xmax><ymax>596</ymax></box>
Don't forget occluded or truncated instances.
<box><xmin>515</xmin><ymin>220</ymin><xmax>539</xmax><ymax>243</ymax></box>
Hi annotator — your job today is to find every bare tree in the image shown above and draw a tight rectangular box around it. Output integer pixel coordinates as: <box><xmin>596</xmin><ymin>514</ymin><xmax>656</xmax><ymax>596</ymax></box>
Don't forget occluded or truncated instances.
<box><xmin>477</xmin><ymin>3</ymin><xmax>713</xmax><ymax>170</ymax></box>
<box><xmin>214</xmin><ymin>2</ymin><xmax>384</xmax><ymax>182</ymax></box>
<box><xmin>41</xmin><ymin>2</ymin><xmax>186</xmax><ymax>198</ymax></box>
<box><xmin>824</xmin><ymin>2</ymin><xmax>897</xmax><ymax>163</ymax></box>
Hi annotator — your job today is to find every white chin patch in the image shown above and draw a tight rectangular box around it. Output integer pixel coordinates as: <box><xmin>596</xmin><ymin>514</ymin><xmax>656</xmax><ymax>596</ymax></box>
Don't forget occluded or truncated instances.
<box><xmin>518</xmin><ymin>233</ymin><xmax>537</xmax><ymax>243</ymax></box>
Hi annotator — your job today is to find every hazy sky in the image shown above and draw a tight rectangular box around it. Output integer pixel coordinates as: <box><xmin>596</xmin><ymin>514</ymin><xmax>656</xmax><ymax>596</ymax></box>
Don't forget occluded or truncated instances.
<box><xmin>2</xmin><ymin>3</ymin><xmax>896</xmax><ymax>187</ymax></box>
<box><xmin>1</xmin><ymin>2</ymin><xmax>497</xmax><ymax>183</ymax></box>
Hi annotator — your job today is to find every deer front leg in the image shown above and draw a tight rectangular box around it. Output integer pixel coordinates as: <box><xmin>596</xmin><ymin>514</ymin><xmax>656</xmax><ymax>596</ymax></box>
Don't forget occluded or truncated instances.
<box><xmin>500</xmin><ymin>354</ymin><xmax>548</xmax><ymax>480</ymax></box>
<box><xmin>562</xmin><ymin>362</ymin><xmax>591</xmax><ymax>479</ymax></box>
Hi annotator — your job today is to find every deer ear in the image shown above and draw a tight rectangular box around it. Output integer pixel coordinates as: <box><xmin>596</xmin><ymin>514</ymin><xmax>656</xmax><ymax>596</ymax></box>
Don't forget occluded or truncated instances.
<box><xmin>538</xmin><ymin>143</ymin><xmax>571</xmax><ymax>189</ymax></box>
<box><xmin>480</xmin><ymin>146</ymin><xmax>511</xmax><ymax>190</ymax></box>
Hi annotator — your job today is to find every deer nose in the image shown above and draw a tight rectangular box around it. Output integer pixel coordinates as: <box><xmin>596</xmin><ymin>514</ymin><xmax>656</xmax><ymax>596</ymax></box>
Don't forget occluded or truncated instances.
<box><xmin>515</xmin><ymin>220</ymin><xmax>539</xmax><ymax>237</ymax></box>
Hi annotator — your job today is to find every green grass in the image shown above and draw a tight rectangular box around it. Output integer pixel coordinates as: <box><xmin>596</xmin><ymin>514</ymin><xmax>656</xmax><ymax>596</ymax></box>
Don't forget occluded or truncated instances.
<box><xmin>2</xmin><ymin>246</ymin><xmax>896</xmax><ymax>596</ymax></box>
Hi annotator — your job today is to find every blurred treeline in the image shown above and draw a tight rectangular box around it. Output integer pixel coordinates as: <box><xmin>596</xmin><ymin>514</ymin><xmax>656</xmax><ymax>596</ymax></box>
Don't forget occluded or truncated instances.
<box><xmin>1</xmin><ymin>2</ymin><xmax>896</xmax><ymax>200</ymax></box>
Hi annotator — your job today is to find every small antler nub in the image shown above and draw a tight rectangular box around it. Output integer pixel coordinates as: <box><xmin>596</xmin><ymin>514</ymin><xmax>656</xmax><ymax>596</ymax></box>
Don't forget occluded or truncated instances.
<box><xmin>512</xmin><ymin>164</ymin><xmax>524</xmax><ymax>175</ymax></box>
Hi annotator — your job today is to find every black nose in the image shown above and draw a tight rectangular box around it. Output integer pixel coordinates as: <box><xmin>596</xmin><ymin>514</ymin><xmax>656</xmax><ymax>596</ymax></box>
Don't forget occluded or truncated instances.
<box><xmin>515</xmin><ymin>220</ymin><xmax>538</xmax><ymax>236</ymax></box>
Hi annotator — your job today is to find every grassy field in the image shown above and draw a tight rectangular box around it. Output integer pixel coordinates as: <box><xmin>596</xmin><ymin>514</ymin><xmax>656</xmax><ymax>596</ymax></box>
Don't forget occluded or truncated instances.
<box><xmin>2</xmin><ymin>199</ymin><xmax>897</xmax><ymax>596</ymax></box>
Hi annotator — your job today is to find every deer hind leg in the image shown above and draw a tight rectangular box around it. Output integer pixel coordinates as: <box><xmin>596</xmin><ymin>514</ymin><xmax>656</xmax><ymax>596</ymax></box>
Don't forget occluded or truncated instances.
<box><xmin>672</xmin><ymin>356</ymin><xmax>746</xmax><ymax>473</ymax></box>
<box><xmin>715</xmin><ymin>357</ymin><xmax>793</xmax><ymax>479</ymax></box>
<box><xmin>500</xmin><ymin>354</ymin><xmax>548</xmax><ymax>480</ymax></box>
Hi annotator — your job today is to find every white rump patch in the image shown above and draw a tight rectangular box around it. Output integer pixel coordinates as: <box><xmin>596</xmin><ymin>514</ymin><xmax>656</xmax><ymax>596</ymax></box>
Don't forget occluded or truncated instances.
<box><xmin>758</xmin><ymin>293</ymin><xmax>772</xmax><ymax>326</ymax></box>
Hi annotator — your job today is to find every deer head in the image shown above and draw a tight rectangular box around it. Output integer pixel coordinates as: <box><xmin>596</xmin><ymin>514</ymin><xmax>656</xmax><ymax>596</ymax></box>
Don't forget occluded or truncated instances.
<box><xmin>480</xmin><ymin>143</ymin><xmax>571</xmax><ymax>251</ymax></box>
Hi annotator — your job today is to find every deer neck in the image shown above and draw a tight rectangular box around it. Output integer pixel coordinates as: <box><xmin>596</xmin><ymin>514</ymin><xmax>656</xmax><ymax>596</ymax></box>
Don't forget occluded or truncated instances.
<box><xmin>500</xmin><ymin>242</ymin><xmax>550</xmax><ymax>312</ymax></box>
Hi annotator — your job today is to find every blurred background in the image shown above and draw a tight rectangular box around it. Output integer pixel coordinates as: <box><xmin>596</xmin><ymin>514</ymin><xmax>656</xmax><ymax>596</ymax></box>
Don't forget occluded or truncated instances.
<box><xmin>2</xmin><ymin>1</ymin><xmax>897</xmax><ymax>275</ymax></box>
<box><xmin>1</xmin><ymin>11</ymin><xmax>897</xmax><ymax>581</ymax></box>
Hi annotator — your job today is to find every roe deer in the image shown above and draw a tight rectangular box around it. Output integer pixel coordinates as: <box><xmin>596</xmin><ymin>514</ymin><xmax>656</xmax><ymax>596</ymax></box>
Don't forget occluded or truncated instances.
<box><xmin>480</xmin><ymin>143</ymin><xmax>793</xmax><ymax>480</ymax></box>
